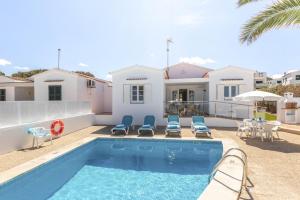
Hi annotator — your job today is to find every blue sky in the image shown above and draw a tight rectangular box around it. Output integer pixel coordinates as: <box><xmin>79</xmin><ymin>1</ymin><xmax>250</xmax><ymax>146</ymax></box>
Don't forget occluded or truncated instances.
<box><xmin>0</xmin><ymin>0</ymin><xmax>299</xmax><ymax>79</ymax></box>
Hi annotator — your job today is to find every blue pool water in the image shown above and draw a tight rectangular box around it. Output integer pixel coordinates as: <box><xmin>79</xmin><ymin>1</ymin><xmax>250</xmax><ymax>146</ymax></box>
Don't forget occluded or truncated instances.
<box><xmin>0</xmin><ymin>138</ymin><xmax>222</xmax><ymax>200</ymax></box>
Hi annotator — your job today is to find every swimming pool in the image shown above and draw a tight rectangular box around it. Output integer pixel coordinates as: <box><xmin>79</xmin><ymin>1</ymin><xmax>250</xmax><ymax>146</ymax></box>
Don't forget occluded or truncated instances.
<box><xmin>0</xmin><ymin>138</ymin><xmax>223</xmax><ymax>200</ymax></box>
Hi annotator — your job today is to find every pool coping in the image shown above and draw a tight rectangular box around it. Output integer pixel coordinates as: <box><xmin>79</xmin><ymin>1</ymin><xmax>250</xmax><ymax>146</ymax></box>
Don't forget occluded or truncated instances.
<box><xmin>0</xmin><ymin>135</ymin><xmax>243</xmax><ymax>200</ymax></box>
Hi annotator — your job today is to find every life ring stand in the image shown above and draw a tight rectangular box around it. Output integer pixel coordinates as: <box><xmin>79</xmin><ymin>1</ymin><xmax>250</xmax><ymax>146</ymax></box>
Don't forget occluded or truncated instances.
<box><xmin>50</xmin><ymin>120</ymin><xmax>64</xmax><ymax>136</ymax></box>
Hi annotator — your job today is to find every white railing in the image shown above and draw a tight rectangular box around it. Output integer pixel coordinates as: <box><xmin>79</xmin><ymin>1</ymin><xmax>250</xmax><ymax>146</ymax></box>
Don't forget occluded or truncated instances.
<box><xmin>0</xmin><ymin>101</ymin><xmax>91</xmax><ymax>128</ymax></box>
<box><xmin>165</xmin><ymin>101</ymin><xmax>254</xmax><ymax>119</ymax></box>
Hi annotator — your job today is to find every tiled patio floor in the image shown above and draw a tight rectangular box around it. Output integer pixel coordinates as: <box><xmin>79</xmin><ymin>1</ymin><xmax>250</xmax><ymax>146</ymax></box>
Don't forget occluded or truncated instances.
<box><xmin>0</xmin><ymin>126</ymin><xmax>299</xmax><ymax>200</ymax></box>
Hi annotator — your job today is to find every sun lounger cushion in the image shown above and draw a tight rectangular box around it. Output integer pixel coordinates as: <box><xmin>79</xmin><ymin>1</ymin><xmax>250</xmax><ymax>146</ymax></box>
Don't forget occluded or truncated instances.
<box><xmin>167</xmin><ymin>124</ymin><xmax>180</xmax><ymax>129</ymax></box>
<box><xmin>141</xmin><ymin>124</ymin><xmax>152</xmax><ymax>129</ymax></box>
<box><xmin>194</xmin><ymin>125</ymin><xmax>209</xmax><ymax>130</ymax></box>
<box><xmin>116</xmin><ymin>124</ymin><xmax>126</xmax><ymax>128</ymax></box>
<box><xmin>168</xmin><ymin>121</ymin><xmax>180</xmax><ymax>125</ymax></box>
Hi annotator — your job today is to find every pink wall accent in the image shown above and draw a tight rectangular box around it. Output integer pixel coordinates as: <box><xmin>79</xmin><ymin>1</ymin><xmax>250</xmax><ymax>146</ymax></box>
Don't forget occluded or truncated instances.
<box><xmin>166</xmin><ymin>63</ymin><xmax>212</xmax><ymax>79</ymax></box>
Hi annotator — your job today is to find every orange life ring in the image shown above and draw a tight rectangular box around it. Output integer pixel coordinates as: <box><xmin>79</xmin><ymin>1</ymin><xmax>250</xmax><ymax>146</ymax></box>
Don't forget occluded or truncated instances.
<box><xmin>50</xmin><ymin>120</ymin><xmax>64</xmax><ymax>136</ymax></box>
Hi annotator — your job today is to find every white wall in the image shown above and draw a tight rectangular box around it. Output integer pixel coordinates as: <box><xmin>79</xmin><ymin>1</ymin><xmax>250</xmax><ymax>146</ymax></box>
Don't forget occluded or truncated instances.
<box><xmin>0</xmin><ymin>114</ymin><xmax>94</xmax><ymax>155</ymax></box>
<box><xmin>103</xmin><ymin>84</ymin><xmax>112</xmax><ymax>113</ymax></box>
<box><xmin>277</xmin><ymin>97</ymin><xmax>300</xmax><ymax>124</ymax></box>
<box><xmin>112</xmin><ymin>66</ymin><xmax>165</xmax><ymax>125</ymax></box>
<box><xmin>15</xmin><ymin>87</ymin><xmax>34</xmax><ymax>101</ymax></box>
<box><xmin>0</xmin><ymin>87</ymin><xmax>15</xmax><ymax>101</ymax></box>
<box><xmin>0</xmin><ymin>101</ymin><xmax>91</xmax><ymax>128</ymax></box>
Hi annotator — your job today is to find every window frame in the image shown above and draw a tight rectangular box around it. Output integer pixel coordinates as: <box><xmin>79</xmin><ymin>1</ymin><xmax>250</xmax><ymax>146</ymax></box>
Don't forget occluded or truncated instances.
<box><xmin>130</xmin><ymin>85</ymin><xmax>144</xmax><ymax>104</ymax></box>
<box><xmin>48</xmin><ymin>85</ymin><xmax>62</xmax><ymax>101</ymax></box>
<box><xmin>0</xmin><ymin>89</ymin><xmax>6</xmax><ymax>101</ymax></box>
<box><xmin>224</xmin><ymin>85</ymin><xmax>238</xmax><ymax>100</ymax></box>
<box><xmin>188</xmin><ymin>90</ymin><xmax>195</xmax><ymax>102</ymax></box>
<box><xmin>171</xmin><ymin>90</ymin><xmax>178</xmax><ymax>101</ymax></box>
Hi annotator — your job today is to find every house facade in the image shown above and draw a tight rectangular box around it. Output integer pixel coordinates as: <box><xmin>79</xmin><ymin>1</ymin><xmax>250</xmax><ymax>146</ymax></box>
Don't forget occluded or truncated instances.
<box><xmin>254</xmin><ymin>71</ymin><xmax>268</xmax><ymax>89</ymax></box>
<box><xmin>0</xmin><ymin>69</ymin><xmax>112</xmax><ymax>114</ymax></box>
<box><xmin>110</xmin><ymin>63</ymin><xmax>255</xmax><ymax>126</ymax></box>
<box><xmin>0</xmin><ymin>76</ymin><xmax>34</xmax><ymax>101</ymax></box>
<box><xmin>282</xmin><ymin>70</ymin><xmax>300</xmax><ymax>86</ymax></box>
<box><xmin>111</xmin><ymin>65</ymin><xmax>164</xmax><ymax>125</ymax></box>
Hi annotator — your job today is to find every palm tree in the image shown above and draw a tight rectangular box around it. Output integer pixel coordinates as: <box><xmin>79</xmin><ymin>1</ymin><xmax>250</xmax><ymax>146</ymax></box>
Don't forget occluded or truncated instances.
<box><xmin>238</xmin><ymin>0</ymin><xmax>300</xmax><ymax>44</ymax></box>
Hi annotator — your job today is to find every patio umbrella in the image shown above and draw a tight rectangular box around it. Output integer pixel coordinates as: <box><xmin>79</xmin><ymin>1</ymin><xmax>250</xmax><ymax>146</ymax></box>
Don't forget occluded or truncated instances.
<box><xmin>234</xmin><ymin>90</ymin><xmax>282</xmax><ymax>102</ymax></box>
<box><xmin>234</xmin><ymin>91</ymin><xmax>282</xmax><ymax>117</ymax></box>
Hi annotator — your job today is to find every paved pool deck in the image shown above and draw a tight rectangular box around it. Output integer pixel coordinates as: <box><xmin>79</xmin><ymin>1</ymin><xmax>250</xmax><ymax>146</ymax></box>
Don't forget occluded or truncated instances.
<box><xmin>0</xmin><ymin>126</ymin><xmax>299</xmax><ymax>200</ymax></box>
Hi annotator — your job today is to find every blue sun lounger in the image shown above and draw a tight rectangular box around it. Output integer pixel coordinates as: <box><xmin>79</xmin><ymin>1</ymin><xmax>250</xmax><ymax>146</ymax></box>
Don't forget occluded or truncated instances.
<box><xmin>165</xmin><ymin>115</ymin><xmax>181</xmax><ymax>136</ymax></box>
<box><xmin>138</xmin><ymin>115</ymin><xmax>156</xmax><ymax>136</ymax></box>
<box><xmin>191</xmin><ymin>116</ymin><xmax>211</xmax><ymax>137</ymax></box>
<box><xmin>111</xmin><ymin>115</ymin><xmax>133</xmax><ymax>135</ymax></box>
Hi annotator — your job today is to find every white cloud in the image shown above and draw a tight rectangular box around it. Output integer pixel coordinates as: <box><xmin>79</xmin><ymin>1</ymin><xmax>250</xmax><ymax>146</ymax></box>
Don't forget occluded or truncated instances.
<box><xmin>14</xmin><ymin>66</ymin><xmax>30</xmax><ymax>71</ymax></box>
<box><xmin>105</xmin><ymin>74</ymin><xmax>112</xmax><ymax>81</ymax></box>
<box><xmin>0</xmin><ymin>58</ymin><xmax>12</xmax><ymax>66</ymax></box>
<box><xmin>271</xmin><ymin>74</ymin><xmax>282</xmax><ymax>79</ymax></box>
<box><xmin>78</xmin><ymin>63</ymin><xmax>88</xmax><ymax>67</ymax></box>
<box><xmin>176</xmin><ymin>14</ymin><xmax>203</xmax><ymax>26</ymax></box>
<box><xmin>179</xmin><ymin>57</ymin><xmax>216</xmax><ymax>65</ymax></box>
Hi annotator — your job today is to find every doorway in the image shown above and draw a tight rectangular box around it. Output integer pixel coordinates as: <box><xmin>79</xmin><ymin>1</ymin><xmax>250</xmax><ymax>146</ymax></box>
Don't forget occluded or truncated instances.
<box><xmin>179</xmin><ymin>89</ymin><xmax>188</xmax><ymax>101</ymax></box>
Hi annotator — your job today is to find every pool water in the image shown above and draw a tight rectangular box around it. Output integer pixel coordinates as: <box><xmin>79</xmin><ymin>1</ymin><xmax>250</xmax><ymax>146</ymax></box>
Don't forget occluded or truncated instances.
<box><xmin>0</xmin><ymin>139</ymin><xmax>222</xmax><ymax>200</ymax></box>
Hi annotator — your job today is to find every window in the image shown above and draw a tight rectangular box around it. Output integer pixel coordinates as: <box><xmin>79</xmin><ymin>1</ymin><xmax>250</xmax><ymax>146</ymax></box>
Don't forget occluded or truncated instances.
<box><xmin>231</xmin><ymin>86</ymin><xmax>237</xmax><ymax>97</ymax></box>
<box><xmin>172</xmin><ymin>90</ymin><xmax>177</xmax><ymax>101</ymax></box>
<box><xmin>49</xmin><ymin>85</ymin><xmax>62</xmax><ymax>101</ymax></box>
<box><xmin>224</xmin><ymin>85</ymin><xmax>238</xmax><ymax>99</ymax></box>
<box><xmin>296</xmin><ymin>75</ymin><xmax>300</xmax><ymax>80</ymax></box>
<box><xmin>131</xmin><ymin>85</ymin><xmax>144</xmax><ymax>104</ymax></box>
<box><xmin>277</xmin><ymin>80</ymin><xmax>282</xmax><ymax>84</ymax></box>
<box><xmin>256</xmin><ymin>81</ymin><xmax>263</xmax><ymax>84</ymax></box>
<box><xmin>224</xmin><ymin>86</ymin><xmax>230</xmax><ymax>97</ymax></box>
<box><xmin>0</xmin><ymin>89</ymin><xmax>6</xmax><ymax>101</ymax></box>
<box><xmin>189</xmin><ymin>90</ymin><xmax>195</xmax><ymax>101</ymax></box>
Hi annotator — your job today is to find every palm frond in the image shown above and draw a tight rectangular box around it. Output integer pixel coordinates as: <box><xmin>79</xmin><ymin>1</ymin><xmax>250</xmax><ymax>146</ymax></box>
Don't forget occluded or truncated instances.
<box><xmin>241</xmin><ymin>0</ymin><xmax>300</xmax><ymax>44</ymax></box>
<box><xmin>238</xmin><ymin>0</ymin><xmax>260</xmax><ymax>7</ymax></box>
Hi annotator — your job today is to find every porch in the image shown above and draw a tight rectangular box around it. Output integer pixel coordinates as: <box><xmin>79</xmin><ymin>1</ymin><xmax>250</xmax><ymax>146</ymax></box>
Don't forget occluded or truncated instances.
<box><xmin>164</xmin><ymin>78</ymin><xmax>209</xmax><ymax>115</ymax></box>
<box><xmin>164</xmin><ymin>79</ymin><xmax>253</xmax><ymax>119</ymax></box>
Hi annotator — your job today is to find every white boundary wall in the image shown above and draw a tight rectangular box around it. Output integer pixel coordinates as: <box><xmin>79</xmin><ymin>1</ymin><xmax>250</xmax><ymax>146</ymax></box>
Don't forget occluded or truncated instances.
<box><xmin>0</xmin><ymin>101</ymin><xmax>91</xmax><ymax>128</ymax></box>
<box><xmin>0</xmin><ymin>101</ymin><xmax>93</xmax><ymax>155</ymax></box>
<box><xmin>0</xmin><ymin>114</ymin><xmax>94</xmax><ymax>155</ymax></box>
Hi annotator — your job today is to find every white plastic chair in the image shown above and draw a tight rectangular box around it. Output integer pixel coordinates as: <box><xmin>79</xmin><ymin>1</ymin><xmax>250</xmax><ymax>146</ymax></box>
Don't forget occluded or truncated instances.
<box><xmin>27</xmin><ymin>127</ymin><xmax>53</xmax><ymax>148</ymax></box>
<box><xmin>236</xmin><ymin>121</ymin><xmax>250</xmax><ymax>137</ymax></box>
<box><xmin>263</xmin><ymin>124</ymin><xmax>276</xmax><ymax>142</ymax></box>
<box><xmin>272</xmin><ymin>121</ymin><xmax>281</xmax><ymax>139</ymax></box>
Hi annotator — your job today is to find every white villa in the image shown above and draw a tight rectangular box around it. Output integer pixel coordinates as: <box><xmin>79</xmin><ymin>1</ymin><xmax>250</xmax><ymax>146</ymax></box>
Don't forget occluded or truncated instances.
<box><xmin>267</xmin><ymin>69</ymin><xmax>300</xmax><ymax>87</ymax></box>
<box><xmin>282</xmin><ymin>70</ymin><xmax>300</xmax><ymax>86</ymax></box>
<box><xmin>109</xmin><ymin>63</ymin><xmax>255</xmax><ymax>126</ymax></box>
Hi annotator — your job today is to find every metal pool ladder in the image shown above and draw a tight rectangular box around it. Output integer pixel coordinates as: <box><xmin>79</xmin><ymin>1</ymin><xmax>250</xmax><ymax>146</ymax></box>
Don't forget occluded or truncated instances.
<box><xmin>209</xmin><ymin>148</ymin><xmax>248</xmax><ymax>197</ymax></box>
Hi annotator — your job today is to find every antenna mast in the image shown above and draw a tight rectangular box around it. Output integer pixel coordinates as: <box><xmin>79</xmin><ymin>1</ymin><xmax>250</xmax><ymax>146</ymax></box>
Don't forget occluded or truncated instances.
<box><xmin>57</xmin><ymin>48</ymin><xmax>61</xmax><ymax>69</ymax></box>
<box><xmin>166</xmin><ymin>38</ymin><xmax>173</xmax><ymax>68</ymax></box>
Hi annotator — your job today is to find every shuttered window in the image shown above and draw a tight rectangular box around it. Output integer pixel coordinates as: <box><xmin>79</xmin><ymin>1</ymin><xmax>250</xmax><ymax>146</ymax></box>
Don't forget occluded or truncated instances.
<box><xmin>49</xmin><ymin>85</ymin><xmax>62</xmax><ymax>101</ymax></box>
<box><xmin>130</xmin><ymin>85</ymin><xmax>144</xmax><ymax>104</ymax></box>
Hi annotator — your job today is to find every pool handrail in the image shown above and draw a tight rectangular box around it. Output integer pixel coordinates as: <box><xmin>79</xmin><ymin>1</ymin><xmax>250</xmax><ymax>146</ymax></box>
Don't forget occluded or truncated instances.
<box><xmin>209</xmin><ymin>148</ymin><xmax>248</xmax><ymax>199</ymax></box>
